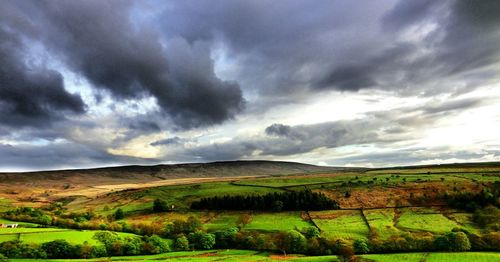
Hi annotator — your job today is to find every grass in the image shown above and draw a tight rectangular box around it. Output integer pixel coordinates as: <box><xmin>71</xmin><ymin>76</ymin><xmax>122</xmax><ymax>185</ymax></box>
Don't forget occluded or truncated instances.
<box><xmin>244</xmin><ymin>212</ymin><xmax>312</xmax><ymax>232</ymax></box>
<box><xmin>364</xmin><ymin>209</ymin><xmax>400</xmax><ymax>239</ymax></box>
<box><xmin>0</xmin><ymin>198</ymin><xmax>13</xmax><ymax>212</ymax></box>
<box><xmin>0</xmin><ymin>228</ymin><xmax>69</xmax><ymax>234</ymax></box>
<box><xmin>362</xmin><ymin>252</ymin><xmax>500</xmax><ymax>262</ymax></box>
<box><xmin>11</xmin><ymin>251</ymin><xmax>500</xmax><ymax>262</ymax></box>
<box><xmin>19</xmin><ymin>230</ymin><xmax>138</xmax><ymax>245</ymax></box>
<box><xmin>0</xmin><ymin>218</ymin><xmax>39</xmax><ymax>227</ymax></box>
<box><xmin>445</xmin><ymin>213</ymin><xmax>481</xmax><ymax>234</ymax></box>
<box><xmin>0</xmin><ymin>227</ymin><xmax>140</xmax><ymax>245</ymax></box>
<box><xmin>425</xmin><ymin>252</ymin><xmax>500</xmax><ymax>261</ymax></box>
<box><xmin>361</xmin><ymin>252</ymin><xmax>425</xmax><ymax>262</ymax></box>
<box><xmin>311</xmin><ymin>210</ymin><xmax>369</xmax><ymax>240</ymax></box>
<box><xmin>204</xmin><ymin>212</ymin><xmax>240</xmax><ymax>231</ymax></box>
<box><xmin>397</xmin><ymin>208</ymin><xmax>460</xmax><ymax>233</ymax></box>
<box><xmin>0</xmin><ymin>234</ymin><xmax>18</xmax><ymax>242</ymax></box>
<box><xmin>236</xmin><ymin>176</ymin><xmax>349</xmax><ymax>187</ymax></box>
<box><xmin>77</xmin><ymin>182</ymin><xmax>281</xmax><ymax>215</ymax></box>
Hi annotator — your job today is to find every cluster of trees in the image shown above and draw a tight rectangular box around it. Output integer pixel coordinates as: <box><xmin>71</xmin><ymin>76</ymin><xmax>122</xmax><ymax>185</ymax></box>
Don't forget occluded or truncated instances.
<box><xmin>191</xmin><ymin>190</ymin><xmax>339</xmax><ymax>211</ymax></box>
<box><xmin>445</xmin><ymin>185</ymin><xmax>499</xmax><ymax>212</ymax></box>
<box><xmin>368</xmin><ymin>228</ymin><xmax>499</xmax><ymax>253</ymax></box>
<box><xmin>474</xmin><ymin>205</ymin><xmax>500</xmax><ymax>230</ymax></box>
<box><xmin>0</xmin><ymin>232</ymin><xmax>171</xmax><ymax>259</ymax></box>
<box><xmin>3</xmin><ymin>207</ymin><xmax>52</xmax><ymax>225</ymax></box>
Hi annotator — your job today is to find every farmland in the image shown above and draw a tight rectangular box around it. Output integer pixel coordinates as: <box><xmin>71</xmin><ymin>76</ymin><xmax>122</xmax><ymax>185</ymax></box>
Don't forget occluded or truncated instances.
<box><xmin>6</xmin><ymin>250</ymin><xmax>500</xmax><ymax>261</ymax></box>
<box><xmin>0</xmin><ymin>161</ymin><xmax>499</xmax><ymax>260</ymax></box>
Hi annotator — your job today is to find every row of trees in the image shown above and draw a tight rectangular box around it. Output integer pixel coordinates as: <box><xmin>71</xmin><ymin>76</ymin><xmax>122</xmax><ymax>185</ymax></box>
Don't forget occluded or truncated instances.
<box><xmin>0</xmin><ymin>232</ymin><xmax>170</xmax><ymax>259</ymax></box>
<box><xmin>191</xmin><ymin>190</ymin><xmax>339</xmax><ymax>211</ymax></box>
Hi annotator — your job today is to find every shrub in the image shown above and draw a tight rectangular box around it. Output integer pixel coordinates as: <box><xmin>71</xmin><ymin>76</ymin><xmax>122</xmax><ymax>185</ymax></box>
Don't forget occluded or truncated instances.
<box><xmin>41</xmin><ymin>240</ymin><xmax>76</xmax><ymax>259</ymax></box>
<box><xmin>174</xmin><ymin>236</ymin><xmax>190</xmax><ymax>251</ymax></box>
<box><xmin>353</xmin><ymin>239</ymin><xmax>369</xmax><ymax>254</ymax></box>
<box><xmin>153</xmin><ymin>199</ymin><xmax>169</xmax><ymax>212</ymax></box>
<box><xmin>283</xmin><ymin>230</ymin><xmax>307</xmax><ymax>253</ymax></box>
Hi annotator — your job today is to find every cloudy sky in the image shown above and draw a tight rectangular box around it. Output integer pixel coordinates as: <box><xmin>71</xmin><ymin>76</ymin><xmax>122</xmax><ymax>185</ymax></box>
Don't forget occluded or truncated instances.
<box><xmin>1</xmin><ymin>0</ymin><xmax>500</xmax><ymax>171</ymax></box>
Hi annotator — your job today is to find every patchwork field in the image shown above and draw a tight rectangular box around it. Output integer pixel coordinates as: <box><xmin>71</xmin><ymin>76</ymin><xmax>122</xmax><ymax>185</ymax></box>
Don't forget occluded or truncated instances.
<box><xmin>0</xmin><ymin>226</ymin><xmax>140</xmax><ymax>245</ymax></box>
<box><xmin>0</xmin><ymin>161</ymin><xmax>499</xmax><ymax>261</ymax></box>
<box><xmin>396</xmin><ymin>208</ymin><xmax>462</xmax><ymax>233</ymax></box>
<box><xmin>310</xmin><ymin>210</ymin><xmax>370</xmax><ymax>240</ymax></box>
<box><xmin>364</xmin><ymin>209</ymin><xmax>401</xmax><ymax>239</ymax></box>
<box><xmin>7</xmin><ymin>250</ymin><xmax>500</xmax><ymax>261</ymax></box>
<box><xmin>243</xmin><ymin>212</ymin><xmax>312</xmax><ymax>232</ymax></box>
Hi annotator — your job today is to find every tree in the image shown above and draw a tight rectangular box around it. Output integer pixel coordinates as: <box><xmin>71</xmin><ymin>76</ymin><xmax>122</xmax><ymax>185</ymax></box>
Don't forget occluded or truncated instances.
<box><xmin>153</xmin><ymin>199</ymin><xmax>169</xmax><ymax>212</ymax></box>
<box><xmin>353</xmin><ymin>239</ymin><xmax>369</xmax><ymax>254</ymax></box>
<box><xmin>272</xmin><ymin>200</ymin><xmax>284</xmax><ymax>212</ymax></box>
<box><xmin>448</xmin><ymin>232</ymin><xmax>471</xmax><ymax>251</ymax></box>
<box><xmin>283</xmin><ymin>230</ymin><xmax>307</xmax><ymax>253</ymax></box>
<box><xmin>0</xmin><ymin>253</ymin><xmax>8</xmax><ymax>262</ymax></box>
<box><xmin>236</xmin><ymin>214</ymin><xmax>252</xmax><ymax>228</ymax></box>
<box><xmin>434</xmin><ymin>232</ymin><xmax>471</xmax><ymax>252</ymax></box>
<box><xmin>302</xmin><ymin>227</ymin><xmax>320</xmax><ymax>239</ymax></box>
<box><xmin>143</xmin><ymin>235</ymin><xmax>170</xmax><ymax>254</ymax></box>
<box><xmin>41</xmin><ymin>240</ymin><xmax>75</xmax><ymax>259</ymax></box>
<box><xmin>337</xmin><ymin>245</ymin><xmax>355</xmax><ymax>262</ymax></box>
<box><xmin>114</xmin><ymin>208</ymin><xmax>125</xmax><ymax>220</ymax></box>
<box><xmin>174</xmin><ymin>236</ymin><xmax>189</xmax><ymax>251</ymax></box>
<box><xmin>188</xmin><ymin>231</ymin><xmax>216</xmax><ymax>250</ymax></box>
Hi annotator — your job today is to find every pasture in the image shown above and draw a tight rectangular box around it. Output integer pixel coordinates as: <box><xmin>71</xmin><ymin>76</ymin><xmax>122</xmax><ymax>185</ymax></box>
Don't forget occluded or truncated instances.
<box><xmin>244</xmin><ymin>212</ymin><xmax>312</xmax><ymax>232</ymax></box>
<box><xmin>8</xmin><ymin>250</ymin><xmax>500</xmax><ymax>261</ymax></box>
<box><xmin>362</xmin><ymin>252</ymin><xmax>500</xmax><ymax>262</ymax></box>
<box><xmin>0</xmin><ymin>227</ymin><xmax>140</xmax><ymax>245</ymax></box>
<box><xmin>364</xmin><ymin>209</ymin><xmax>401</xmax><ymax>239</ymax></box>
<box><xmin>396</xmin><ymin>208</ymin><xmax>461</xmax><ymax>233</ymax></box>
<box><xmin>310</xmin><ymin>210</ymin><xmax>369</xmax><ymax>240</ymax></box>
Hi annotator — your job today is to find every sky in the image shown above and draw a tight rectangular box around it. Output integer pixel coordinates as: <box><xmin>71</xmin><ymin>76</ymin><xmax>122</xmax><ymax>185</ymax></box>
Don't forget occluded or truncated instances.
<box><xmin>1</xmin><ymin>0</ymin><xmax>500</xmax><ymax>171</ymax></box>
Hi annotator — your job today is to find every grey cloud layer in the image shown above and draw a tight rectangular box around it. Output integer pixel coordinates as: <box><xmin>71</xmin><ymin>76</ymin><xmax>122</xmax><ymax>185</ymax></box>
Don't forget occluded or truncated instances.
<box><xmin>1</xmin><ymin>0</ymin><xmax>499</xmax><ymax>170</ymax></box>
<box><xmin>1</xmin><ymin>0</ymin><xmax>244</xmax><ymax>129</ymax></box>
<box><xmin>174</xmin><ymin>96</ymin><xmax>493</xmax><ymax>161</ymax></box>
<box><xmin>0</xmin><ymin>16</ymin><xmax>85</xmax><ymax>128</ymax></box>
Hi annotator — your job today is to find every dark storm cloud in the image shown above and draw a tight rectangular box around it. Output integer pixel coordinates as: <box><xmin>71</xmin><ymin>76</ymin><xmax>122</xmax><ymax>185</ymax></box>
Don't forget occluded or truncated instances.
<box><xmin>0</xmin><ymin>21</ymin><xmax>85</xmax><ymax>127</ymax></box>
<box><xmin>265</xmin><ymin>124</ymin><xmax>291</xmax><ymax>137</ymax></box>
<box><xmin>159</xmin><ymin>0</ymin><xmax>500</xmax><ymax>97</ymax></box>
<box><xmin>0</xmin><ymin>0</ymin><xmax>244</xmax><ymax>129</ymax></box>
<box><xmin>150</xmin><ymin>137</ymin><xmax>184</xmax><ymax>146</ymax></box>
<box><xmin>158</xmin><ymin>0</ymin><xmax>389</xmax><ymax>98</ymax></box>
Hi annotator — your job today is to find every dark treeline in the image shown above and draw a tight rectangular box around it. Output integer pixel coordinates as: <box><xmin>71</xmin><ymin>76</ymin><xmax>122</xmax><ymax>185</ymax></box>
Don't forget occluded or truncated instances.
<box><xmin>190</xmin><ymin>190</ymin><xmax>339</xmax><ymax>211</ymax></box>
<box><xmin>445</xmin><ymin>183</ymin><xmax>499</xmax><ymax>212</ymax></box>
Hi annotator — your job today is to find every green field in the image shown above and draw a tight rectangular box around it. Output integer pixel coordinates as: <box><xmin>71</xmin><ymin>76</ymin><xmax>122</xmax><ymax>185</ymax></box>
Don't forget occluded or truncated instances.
<box><xmin>0</xmin><ymin>198</ymin><xmax>13</xmax><ymax>212</ymax></box>
<box><xmin>364</xmin><ymin>209</ymin><xmax>401</xmax><ymax>239</ymax></box>
<box><xmin>9</xmin><ymin>250</ymin><xmax>500</xmax><ymax>261</ymax></box>
<box><xmin>75</xmin><ymin>182</ymin><xmax>282</xmax><ymax>215</ymax></box>
<box><xmin>20</xmin><ymin>230</ymin><xmax>139</xmax><ymax>244</ymax></box>
<box><xmin>0</xmin><ymin>218</ymin><xmax>39</xmax><ymax>227</ymax></box>
<box><xmin>311</xmin><ymin>210</ymin><xmax>369</xmax><ymax>240</ymax></box>
<box><xmin>397</xmin><ymin>208</ymin><xmax>461</xmax><ymax>233</ymax></box>
<box><xmin>362</xmin><ymin>252</ymin><xmax>500</xmax><ymax>262</ymax></box>
<box><xmin>204</xmin><ymin>212</ymin><xmax>240</xmax><ymax>231</ymax></box>
<box><xmin>244</xmin><ymin>212</ymin><xmax>312</xmax><ymax>232</ymax></box>
<box><xmin>236</xmin><ymin>176</ymin><xmax>347</xmax><ymax>187</ymax></box>
<box><xmin>0</xmin><ymin>228</ymin><xmax>68</xmax><ymax>234</ymax></box>
<box><xmin>0</xmin><ymin>227</ymin><xmax>140</xmax><ymax>245</ymax></box>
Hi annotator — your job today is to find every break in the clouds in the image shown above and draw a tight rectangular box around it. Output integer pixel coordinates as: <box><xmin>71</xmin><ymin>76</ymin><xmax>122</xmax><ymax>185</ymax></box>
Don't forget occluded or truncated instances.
<box><xmin>0</xmin><ymin>0</ymin><xmax>500</xmax><ymax>171</ymax></box>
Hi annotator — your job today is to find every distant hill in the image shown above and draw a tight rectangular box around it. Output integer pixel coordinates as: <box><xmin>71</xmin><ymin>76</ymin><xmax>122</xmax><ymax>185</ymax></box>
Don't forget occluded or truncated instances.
<box><xmin>0</xmin><ymin>160</ymin><xmax>358</xmax><ymax>186</ymax></box>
